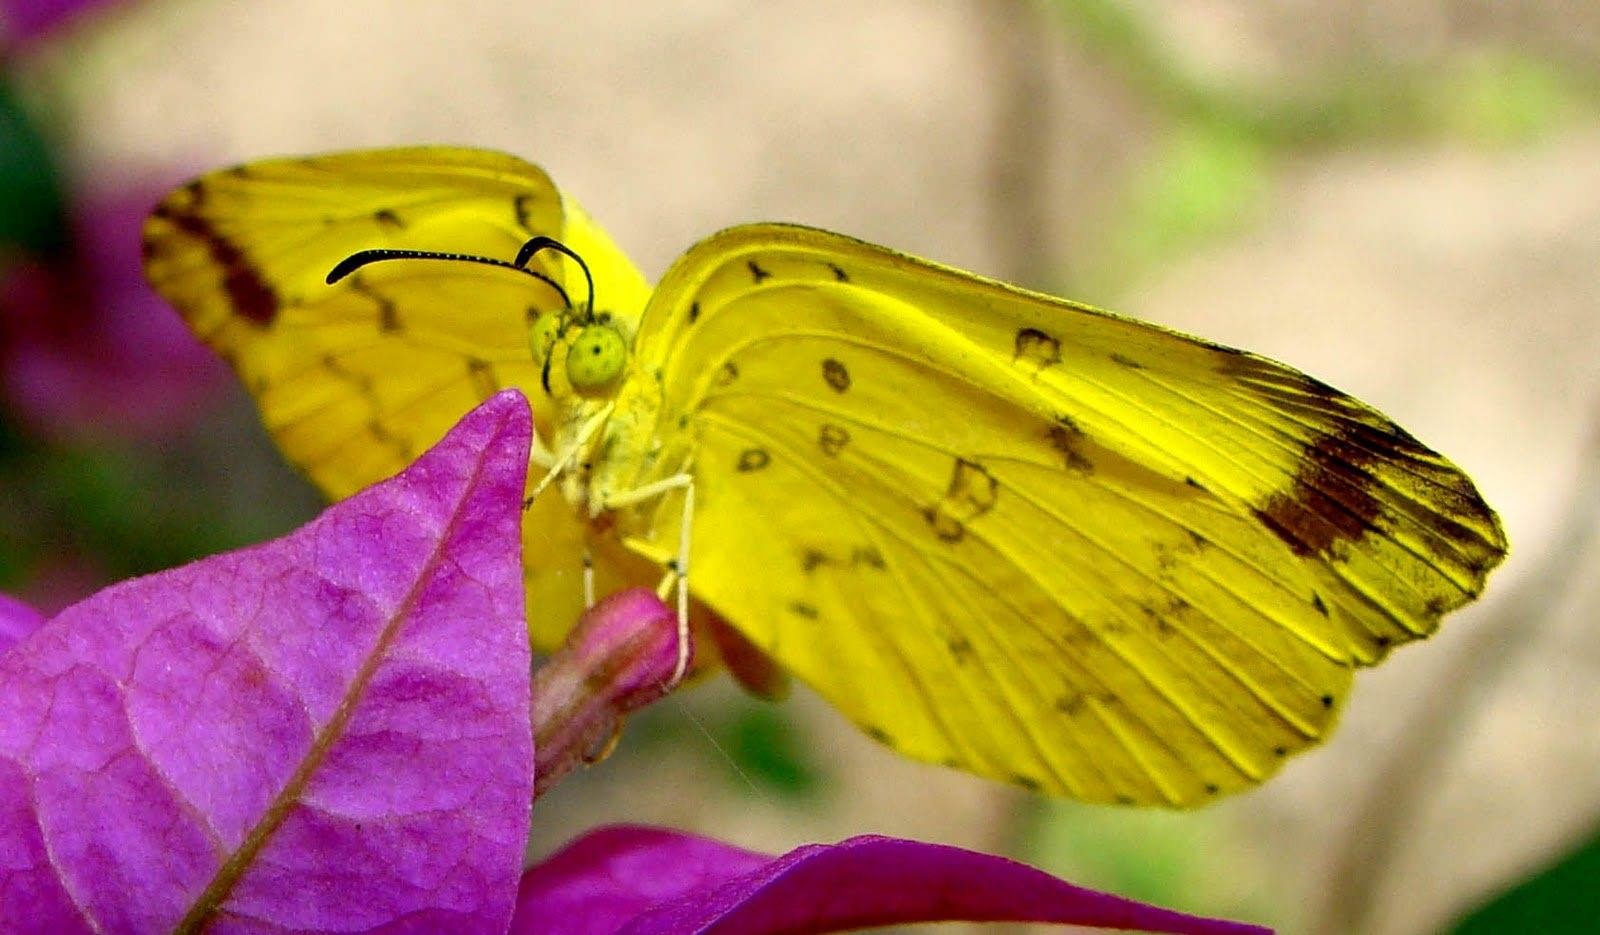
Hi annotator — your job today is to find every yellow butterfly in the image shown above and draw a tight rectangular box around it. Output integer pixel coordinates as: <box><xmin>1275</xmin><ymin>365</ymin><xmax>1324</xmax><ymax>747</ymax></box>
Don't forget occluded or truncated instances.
<box><xmin>143</xmin><ymin>147</ymin><xmax>1505</xmax><ymax>806</ymax></box>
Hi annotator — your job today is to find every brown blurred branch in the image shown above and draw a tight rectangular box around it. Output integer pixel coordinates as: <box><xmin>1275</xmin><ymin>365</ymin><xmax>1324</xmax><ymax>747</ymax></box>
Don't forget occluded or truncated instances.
<box><xmin>1313</xmin><ymin>407</ymin><xmax>1600</xmax><ymax>935</ymax></box>
<box><xmin>973</xmin><ymin>10</ymin><xmax>1060</xmax><ymax>933</ymax></box>
<box><xmin>976</xmin><ymin>0</ymin><xmax>1059</xmax><ymax>289</ymax></box>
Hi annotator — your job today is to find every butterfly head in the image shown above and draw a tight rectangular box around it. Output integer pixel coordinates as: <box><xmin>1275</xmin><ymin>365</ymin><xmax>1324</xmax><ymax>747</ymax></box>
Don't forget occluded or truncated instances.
<box><xmin>530</xmin><ymin>309</ymin><xmax>631</xmax><ymax>398</ymax></box>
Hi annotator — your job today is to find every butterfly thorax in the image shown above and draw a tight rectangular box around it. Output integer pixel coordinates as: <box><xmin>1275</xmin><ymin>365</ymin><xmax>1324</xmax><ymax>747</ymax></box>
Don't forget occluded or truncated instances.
<box><xmin>539</xmin><ymin>313</ymin><xmax>667</xmax><ymax>523</ymax></box>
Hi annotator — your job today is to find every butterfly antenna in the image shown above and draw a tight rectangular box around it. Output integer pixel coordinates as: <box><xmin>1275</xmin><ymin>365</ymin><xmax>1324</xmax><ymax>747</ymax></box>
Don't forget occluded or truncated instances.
<box><xmin>514</xmin><ymin>236</ymin><xmax>595</xmax><ymax>319</ymax></box>
<box><xmin>326</xmin><ymin>247</ymin><xmax>572</xmax><ymax>308</ymax></box>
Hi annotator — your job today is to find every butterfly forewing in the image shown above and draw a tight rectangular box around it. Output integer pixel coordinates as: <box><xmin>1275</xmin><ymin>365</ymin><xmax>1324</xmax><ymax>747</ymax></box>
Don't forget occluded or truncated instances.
<box><xmin>628</xmin><ymin>223</ymin><xmax>1504</xmax><ymax>802</ymax></box>
<box><xmin>141</xmin><ymin>147</ymin><xmax>655</xmax><ymax>649</ymax></box>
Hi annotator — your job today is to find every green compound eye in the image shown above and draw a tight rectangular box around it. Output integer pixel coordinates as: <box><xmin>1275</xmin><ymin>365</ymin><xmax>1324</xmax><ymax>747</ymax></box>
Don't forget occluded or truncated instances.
<box><xmin>528</xmin><ymin>311</ymin><xmax>562</xmax><ymax>364</ymax></box>
<box><xmin>565</xmin><ymin>324</ymin><xmax>627</xmax><ymax>392</ymax></box>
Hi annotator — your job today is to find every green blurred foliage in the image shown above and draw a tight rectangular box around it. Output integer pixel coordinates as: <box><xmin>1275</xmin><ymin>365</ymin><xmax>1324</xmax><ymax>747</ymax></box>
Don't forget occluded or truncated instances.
<box><xmin>1025</xmin><ymin>802</ymin><xmax>1275</xmax><ymax>932</ymax></box>
<box><xmin>626</xmin><ymin>690</ymin><xmax>820</xmax><ymax>802</ymax></box>
<box><xmin>1103</xmin><ymin>122</ymin><xmax>1267</xmax><ymax>292</ymax></box>
<box><xmin>0</xmin><ymin>76</ymin><xmax>68</xmax><ymax>257</ymax></box>
<box><xmin>1048</xmin><ymin>0</ymin><xmax>1597</xmax><ymax>294</ymax></box>
<box><xmin>1051</xmin><ymin>0</ymin><xmax>1592</xmax><ymax>146</ymax></box>
<box><xmin>720</xmin><ymin>703</ymin><xmax>821</xmax><ymax>799</ymax></box>
<box><xmin>30</xmin><ymin>445</ymin><xmax>243</xmax><ymax>579</ymax></box>
<box><xmin>1450</xmin><ymin>821</ymin><xmax>1600</xmax><ymax>934</ymax></box>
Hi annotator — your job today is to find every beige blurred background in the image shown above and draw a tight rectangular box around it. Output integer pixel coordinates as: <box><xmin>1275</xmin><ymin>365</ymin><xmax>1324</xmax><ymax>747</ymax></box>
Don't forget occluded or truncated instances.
<box><xmin>19</xmin><ymin>1</ymin><xmax>1600</xmax><ymax>931</ymax></box>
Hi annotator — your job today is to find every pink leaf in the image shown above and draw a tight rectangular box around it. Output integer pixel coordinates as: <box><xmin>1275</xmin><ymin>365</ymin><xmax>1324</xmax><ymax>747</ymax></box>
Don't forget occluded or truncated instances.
<box><xmin>0</xmin><ymin>390</ymin><xmax>535</xmax><ymax>933</ymax></box>
<box><xmin>513</xmin><ymin>825</ymin><xmax>1272</xmax><ymax>935</ymax></box>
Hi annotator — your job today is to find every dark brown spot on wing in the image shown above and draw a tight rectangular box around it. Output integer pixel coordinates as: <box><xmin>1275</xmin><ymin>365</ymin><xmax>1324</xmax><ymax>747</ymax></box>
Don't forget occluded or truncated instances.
<box><xmin>466</xmin><ymin>358</ymin><xmax>498</xmax><ymax>400</ymax></box>
<box><xmin>946</xmin><ymin>636</ymin><xmax>974</xmax><ymax>662</ymax></box>
<box><xmin>748</xmin><ymin>260</ymin><xmax>771</xmax><ymax>283</ymax></box>
<box><xmin>1013</xmin><ymin>327</ymin><xmax>1061</xmax><ymax>370</ymax></box>
<box><xmin>922</xmin><ymin>506</ymin><xmax>965</xmax><ymax>542</ymax></box>
<box><xmin>945</xmin><ymin>458</ymin><xmax>998</xmax><ymax>517</ymax></box>
<box><xmin>818</xmin><ymin>424</ymin><xmax>850</xmax><ymax>456</ymax></box>
<box><xmin>351</xmin><ymin>275</ymin><xmax>400</xmax><ymax>333</ymax></box>
<box><xmin>513</xmin><ymin>194</ymin><xmax>539</xmax><ymax>232</ymax></box>
<box><xmin>737</xmin><ymin>448</ymin><xmax>770</xmax><ymax>472</ymax></box>
<box><xmin>155</xmin><ymin>201</ymin><xmax>279</xmax><ymax>326</ymax></box>
<box><xmin>822</xmin><ymin>358</ymin><xmax>850</xmax><ymax>393</ymax></box>
<box><xmin>365</xmin><ymin>418</ymin><xmax>410</xmax><ymax>460</ymax></box>
<box><xmin>851</xmin><ymin>546</ymin><xmax>885</xmax><ymax>569</ymax></box>
<box><xmin>922</xmin><ymin>458</ymin><xmax>998</xmax><ymax>543</ymax></box>
<box><xmin>1047</xmin><ymin>417</ymin><xmax>1094</xmax><ymax>474</ymax></box>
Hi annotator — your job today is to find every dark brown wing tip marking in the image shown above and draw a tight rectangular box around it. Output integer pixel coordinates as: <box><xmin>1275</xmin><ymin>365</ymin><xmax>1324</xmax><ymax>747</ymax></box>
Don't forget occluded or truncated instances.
<box><xmin>1255</xmin><ymin>406</ymin><xmax>1504</xmax><ymax>579</ymax></box>
<box><xmin>1254</xmin><ymin>426</ymin><xmax>1388</xmax><ymax>559</ymax></box>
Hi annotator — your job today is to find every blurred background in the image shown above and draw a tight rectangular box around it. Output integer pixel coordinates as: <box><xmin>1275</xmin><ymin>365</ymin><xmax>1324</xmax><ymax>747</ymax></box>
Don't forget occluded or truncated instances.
<box><xmin>2</xmin><ymin>1</ymin><xmax>1597</xmax><ymax>932</ymax></box>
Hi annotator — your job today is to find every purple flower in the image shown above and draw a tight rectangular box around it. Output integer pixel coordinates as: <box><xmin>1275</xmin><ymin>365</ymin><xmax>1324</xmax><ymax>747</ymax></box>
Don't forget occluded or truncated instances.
<box><xmin>514</xmin><ymin>824</ymin><xmax>1270</xmax><ymax>935</ymax></box>
<box><xmin>0</xmin><ymin>591</ymin><xmax>44</xmax><ymax>655</ymax></box>
<box><xmin>0</xmin><ymin>0</ymin><xmax>127</xmax><ymax>49</ymax></box>
<box><xmin>0</xmin><ymin>393</ymin><xmax>1273</xmax><ymax>934</ymax></box>
<box><xmin>0</xmin><ymin>184</ymin><xmax>225</xmax><ymax>441</ymax></box>
<box><xmin>532</xmin><ymin>587</ymin><xmax>687</xmax><ymax>798</ymax></box>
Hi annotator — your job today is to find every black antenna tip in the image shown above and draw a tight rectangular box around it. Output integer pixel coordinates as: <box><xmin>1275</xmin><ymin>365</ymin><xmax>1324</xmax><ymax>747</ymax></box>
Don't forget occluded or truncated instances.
<box><xmin>514</xmin><ymin>236</ymin><xmax>595</xmax><ymax>316</ymax></box>
<box><xmin>326</xmin><ymin>253</ymin><xmax>369</xmax><ymax>285</ymax></box>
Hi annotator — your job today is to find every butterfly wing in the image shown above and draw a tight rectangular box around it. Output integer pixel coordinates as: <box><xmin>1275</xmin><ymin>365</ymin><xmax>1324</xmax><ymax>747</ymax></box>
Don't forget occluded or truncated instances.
<box><xmin>142</xmin><ymin>147</ymin><xmax>655</xmax><ymax>648</ymax></box>
<box><xmin>620</xmin><ymin>224</ymin><xmax>1505</xmax><ymax>804</ymax></box>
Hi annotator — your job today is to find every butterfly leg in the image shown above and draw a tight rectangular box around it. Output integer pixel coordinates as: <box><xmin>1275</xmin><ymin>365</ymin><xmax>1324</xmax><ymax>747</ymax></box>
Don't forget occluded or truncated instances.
<box><xmin>601</xmin><ymin>472</ymin><xmax>696</xmax><ymax>686</ymax></box>
<box><xmin>527</xmin><ymin>432</ymin><xmax>558</xmax><ymax>471</ymax></box>
<box><xmin>582</xmin><ymin>550</ymin><xmax>595</xmax><ymax>607</ymax></box>
<box><xmin>522</xmin><ymin>404</ymin><xmax>614</xmax><ymax>510</ymax></box>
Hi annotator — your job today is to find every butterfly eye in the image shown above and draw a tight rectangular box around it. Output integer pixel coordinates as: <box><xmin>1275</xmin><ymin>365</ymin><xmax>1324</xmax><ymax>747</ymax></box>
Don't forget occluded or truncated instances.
<box><xmin>528</xmin><ymin>311</ymin><xmax>563</xmax><ymax>364</ymax></box>
<box><xmin>565</xmin><ymin>324</ymin><xmax>627</xmax><ymax>393</ymax></box>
